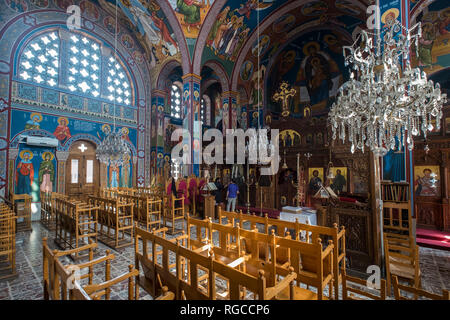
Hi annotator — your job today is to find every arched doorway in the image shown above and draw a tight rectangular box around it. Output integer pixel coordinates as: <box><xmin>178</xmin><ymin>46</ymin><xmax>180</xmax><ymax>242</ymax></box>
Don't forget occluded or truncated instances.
<box><xmin>65</xmin><ymin>140</ymin><xmax>99</xmax><ymax>199</ymax></box>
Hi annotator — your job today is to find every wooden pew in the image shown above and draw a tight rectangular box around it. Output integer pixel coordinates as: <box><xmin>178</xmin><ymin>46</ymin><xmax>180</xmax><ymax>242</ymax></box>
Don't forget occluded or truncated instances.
<box><xmin>384</xmin><ymin>233</ymin><xmax>421</xmax><ymax>296</ymax></box>
<box><xmin>392</xmin><ymin>275</ymin><xmax>449</xmax><ymax>300</ymax></box>
<box><xmin>53</xmin><ymin>196</ymin><xmax>99</xmax><ymax>259</ymax></box>
<box><xmin>217</xmin><ymin>207</ymin><xmax>344</xmax><ymax>299</ymax></box>
<box><xmin>88</xmin><ymin>195</ymin><xmax>134</xmax><ymax>249</ymax></box>
<box><xmin>134</xmin><ymin>226</ymin><xmax>297</xmax><ymax>300</ymax></box>
<box><xmin>0</xmin><ymin>203</ymin><xmax>17</xmax><ymax>280</ymax></box>
<box><xmin>341</xmin><ymin>268</ymin><xmax>386</xmax><ymax>300</ymax></box>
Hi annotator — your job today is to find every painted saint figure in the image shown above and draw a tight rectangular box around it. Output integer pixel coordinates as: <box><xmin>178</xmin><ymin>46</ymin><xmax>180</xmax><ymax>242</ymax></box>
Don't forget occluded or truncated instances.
<box><xmin>38</xmin><ymin>152</ymin><xmax>55</xmax><ymax>192</ymax></box>
<box><xmin>330</xmin><ymin>169</ymin><xmax>346</xmax><ymax>194</ymax></box>
<box><xmin>53</xmin><ymin>117</ymin><xmax>71</xmax><ymax>143</ymax></box>
<box><xmin>25</xmin><ymin>113</ymin><xmax>42</xmax><ymax>130</ymax></box>
<box><xmin>309</xmin><ymin>170</ymin><xmax>322</xmax><ymax>195</ymax></box>
<box><xmin>16</xmin><ymin>150</ymin><xmax>34</xmax><ymax>195</ymax></box>
<box><xmin>176</xmin><ymin>0</ymin><xmax>202</xmax><ymax>31</ymax></box>
<box><xmin>415</xmin><ymin>168</ymin><xmax>439</xmax><ymax>196</ymax></box>
<box><xmin>110</xmin><ymin>165</ymin><xmax>120</xmax><ymax>188</ymax></box>
<box><xmin>120</xmin><ymin>154</ymin><xmax>132</xmax><ymax>188</ymax></box>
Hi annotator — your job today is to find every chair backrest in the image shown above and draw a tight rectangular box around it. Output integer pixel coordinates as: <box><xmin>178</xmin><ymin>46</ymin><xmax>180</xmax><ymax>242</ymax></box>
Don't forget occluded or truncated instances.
<box><xmin>392</xmin><ymin>275</ymin><xmax>449</xmax><ymax>300</ymax></box>
<box><xmin>341</xmin><ymin>268</ymin><xmax>386</xmax><ymax>300</ymax></box>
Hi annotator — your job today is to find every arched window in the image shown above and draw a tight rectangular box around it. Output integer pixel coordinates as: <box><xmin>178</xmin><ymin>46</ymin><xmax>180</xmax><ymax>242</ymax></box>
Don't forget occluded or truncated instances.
<box><xmin>18</xmin><ymin>29</ymin><xmax>134</xmax><ymax>107</ymax></box>
<box><xmin>19</xmin><ymin>31</ymin><xmax>59</xmax><ymax>87</ymax></box>
<box><xmin>170</xmin><ymin>84</ymin><xmax>181</xmax><ymax>119</ymax></box>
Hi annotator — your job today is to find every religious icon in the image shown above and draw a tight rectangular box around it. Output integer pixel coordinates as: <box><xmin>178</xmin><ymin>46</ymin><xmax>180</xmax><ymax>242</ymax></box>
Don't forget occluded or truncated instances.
<box><xmin>109</xmin><ymin>164</ymin><xmax>120</xmax><ymax>188</ymax></box>
<box><xmin>121</xmin><ymin>127</ymin><xmax>131</xmax><ymax>142</ymax></box>
<box><xmin>25</xmin><ymin>113</ymin><xmax>42</xmax><ymax>130</ymax></box>
<box><xmin>176</xmin><ymin>0</ymin><xmax>202</xmax><ymax>32</ymax></box>
<box><xmin>16</xmin><ymin>150</ymin><xmax>34</xmax><ymax>195</ymax></box>
<box><xmin>251</xmin><ymin>35</ymin><xmax>270</xmax><ymax>57</ymax></box>
<box><xmin>381</xmin><ymin>8</ymin><xmax>399</xmax><ymax>27</ymax></box>
<box><xmin>414</xmin><ymin>166</ymin><xmax>440</xmax><ymax>196</ymax></box>
<box><xmin>120</xmin><ymin>154</ymin><xmax>132</xmax><ymax>188</ymax></box>
<box><xmin>330</xmin><ymin>167</ymin><xmax>347</xmax><ymax>194</ymax></box>
<box><xmin>53</xmin><ymin>117</ymin><xmax>71</xmax><ymax>143</ymax></box>
<box><xmin>104</xmin><ymin>16</ymin><xmax>118</xmax><ymax>34</ymax></box>
<box><xmin>308</xmin><ymin>168</ymin><xmax>323</xmax><ymax>194</ymax></box>
<box><xmin>38</xmin><ymin>152</ymin><xmax>55</xmax><ymax>192</ymax></box>
<box><xmin>121</xmin><ymin>34</ymin><xmax>134</xmax><ymax>49</ymax></box>
<box><xmin>296</xmin><ymin>41</ymin><xmax>340</xmax><ymax>111</ymax></box>
<box><xmin>80</xmin><ymin>0</ymin><xmax>99</xmax><ymax>20</ymax></box>
<box><xmin>240</xmin><ymin>61</ymin><xmax>253</xmax><ymax>81</ymax></box>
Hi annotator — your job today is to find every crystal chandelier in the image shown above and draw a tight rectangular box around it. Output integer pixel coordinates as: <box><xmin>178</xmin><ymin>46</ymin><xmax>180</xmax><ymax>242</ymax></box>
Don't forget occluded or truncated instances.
<box><xmin>95</xmin><ymin>0</ymin><xmax>130</xmax><ymax>167</ymax></box>
<box><xmin>329</xmin><ymin>19</ymin><xmax>446</xmax><ymax>155</ymax></box>
<box><xmin>96</xmin><ymin>129</ymin><xmax>130</xmax><ymax>167</ymax></box>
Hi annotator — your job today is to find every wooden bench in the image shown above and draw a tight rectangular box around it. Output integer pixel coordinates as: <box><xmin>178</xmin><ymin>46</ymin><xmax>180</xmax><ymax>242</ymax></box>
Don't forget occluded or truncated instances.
<box><xmin>217</xmin><ymin>207</ymin><xmax>344</xmax><ymax>299</ymax></box>
<box><xmin>134</xmin><ymin>226</ymin><xmax>297</xmax><ymax>300</ymax></box>
<box><xmin>53</xmin><ymin>197</ymin><xmax>99</xmax><ymax>259</ymax></box>
<box><xmin>0</xmin><ymin>203</ymin><xmax>17</xmax><ymax>280</ymax></box>
<box><xmin>88</xmin><ymin>196</ymin><xmax>134</xmax><ymax>249</ymax></box>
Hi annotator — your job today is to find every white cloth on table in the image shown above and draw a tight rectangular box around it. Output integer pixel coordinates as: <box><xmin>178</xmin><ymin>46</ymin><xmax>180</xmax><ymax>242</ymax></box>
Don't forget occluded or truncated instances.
<box><xmin>279</xmin><ymin>209</ymin><xmax>317</xmax><ymax>240</ymax></box>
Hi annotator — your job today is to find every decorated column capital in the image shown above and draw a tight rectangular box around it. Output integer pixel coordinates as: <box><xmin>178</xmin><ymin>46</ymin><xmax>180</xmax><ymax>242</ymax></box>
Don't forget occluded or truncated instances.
<box><xmin>8</xmin><ymin>148</ymin><xmax>19</xmax><ymax>160</ymax></box>
<box><xmin>55</xmin><ymin>151</ymin><xmax>70</xmax><ymax>162</ymax></box>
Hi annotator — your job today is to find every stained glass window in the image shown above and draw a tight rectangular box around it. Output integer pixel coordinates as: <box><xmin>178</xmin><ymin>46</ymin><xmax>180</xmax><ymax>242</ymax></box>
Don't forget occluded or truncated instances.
<box><xmin>106</xmin><ymin>56</ymin><xmax>131</xmax><ymax>105</ymax></box>
<box><xmin>19</xmin><ymin>31</ymin><xmax>59</xmax><ymax>87</ymax></box>
<box><xmin>171</xmin><ymin>84</ymin><xmax>181</xmax><ymax>119</ymax></box>
<box><xmin>67</xmin><ymin>34</ymin><xmax>101</xmax><ymax>97</ymax></box>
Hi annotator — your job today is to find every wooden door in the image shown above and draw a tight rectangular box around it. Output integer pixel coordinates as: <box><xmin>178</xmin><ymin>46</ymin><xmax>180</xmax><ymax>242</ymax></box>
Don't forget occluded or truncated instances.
<box><xmin>66</xmin><ymin>141</ymin><xmax>99</xmax><ymax>200</ymax></box>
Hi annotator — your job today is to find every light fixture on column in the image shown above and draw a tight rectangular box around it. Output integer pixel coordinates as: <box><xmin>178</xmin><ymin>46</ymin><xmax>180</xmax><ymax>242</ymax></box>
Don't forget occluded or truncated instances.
<box><xmin>96</xmin><ymin>0</ymin><xmax>130</xmax><ymax>167</ymax></box>
<box><xmin>329</xmin><ymin>19</ymin><xmax>446</xmax><ymax>154</ymax></box>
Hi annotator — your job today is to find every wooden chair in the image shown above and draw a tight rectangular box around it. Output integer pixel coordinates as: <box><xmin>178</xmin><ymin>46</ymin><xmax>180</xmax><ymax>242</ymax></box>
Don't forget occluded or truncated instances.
<box><xmin>54</xmin><ymin>197</ymin><xmax>99</xmax><ymax>259</ymax></box>
<box><xmin>155</xmin><ymin>286</ymin><xmax>175</xmax><ymax>300</ymax></box>
<box><xmin>88</xmin><ymin>196</ymin><xmax>134</xmax><ymax>249</ymax></box>
<box><xmin>391</xmin><ymin>275</ymin><xmax>449</xmax><ymax>300</ymax></box>
<box><xmin>10</xmin><ymin>193</ymin><xmax>32</xmax><ymax>232</ymax></box>
<box><xmin>43</xmin><ymin>237</ymin><xmax>115</xmax><ymax>300</ymax></box>
<box><xmin>342</xmin><ymin>268</ymin><xmax>386</xmax><ymax>300</ymax></box>
<box><xmin>384</xmin><ymin>233</ymin><xmax>421</xmax><ymax>296</ymax></box>
<box><xmin>163</xmin><ymin>195</ymin><xmax>185</xmax><ymax>235</ymax></box>
<box><xmin>69</xmin><ymin>265</ymin><xmax>139</xmax><ymax>300</ymax></box>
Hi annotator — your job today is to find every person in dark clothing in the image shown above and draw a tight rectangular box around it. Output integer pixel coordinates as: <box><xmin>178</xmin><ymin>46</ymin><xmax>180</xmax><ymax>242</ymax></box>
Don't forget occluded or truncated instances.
<box><xmin>167</xmin><ymin>176</ymin><xmax>180</xmax><ymax>208</ymax></box>
<box><xmin>214</xmin><ymin>177</ymin><xmax>224</xmax><ymax>205</ymax></box>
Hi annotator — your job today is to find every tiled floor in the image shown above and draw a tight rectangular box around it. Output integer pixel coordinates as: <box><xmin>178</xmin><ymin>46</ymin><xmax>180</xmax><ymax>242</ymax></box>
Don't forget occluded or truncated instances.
<box><xmin>0</xmin><ymin>221</ymin><xmax>449</xmax><ymax>300</ymax></box>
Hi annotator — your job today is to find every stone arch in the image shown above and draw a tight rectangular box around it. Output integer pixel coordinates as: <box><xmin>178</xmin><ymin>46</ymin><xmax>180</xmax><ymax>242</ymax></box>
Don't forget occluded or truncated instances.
<box><xmin>155</xmin><ymin>0</ymin><xmax>191</xmax><ymax>75</ymax></box>
<box><xmin>191</xmin><ymin>0</ymin><xmax>228</xmax><ymax>75</ymax></box>
<box><xmin>203</xmin><ymin>60</ymin><xmax>230</xmax><ymax>92</ymax></box>
<box><xmin>156</xmin><ymin>59</ymin><xmax>183</xmax><ymax>91</ymax></box>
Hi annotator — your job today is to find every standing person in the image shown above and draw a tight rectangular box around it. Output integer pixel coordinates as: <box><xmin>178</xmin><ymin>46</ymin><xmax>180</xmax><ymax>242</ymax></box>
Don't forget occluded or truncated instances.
<box><xmin>166</xmin><ymin>176</ymin><xmax>179</xmax><ymax>208</ymax></box>
<box><xmin>214</xmin><ymin>177</ymin><xmax>224</xmax><ymax>206</ymax></box>
<box><xmin>226</xmin><ymin>179</ymin><xmax>239</xmax><ymax>212</ymax></box>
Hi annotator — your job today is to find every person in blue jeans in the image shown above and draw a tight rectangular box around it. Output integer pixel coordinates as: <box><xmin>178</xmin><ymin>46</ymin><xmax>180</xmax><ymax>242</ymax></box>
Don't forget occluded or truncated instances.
<box><xmin>226</xmin><ymin>179</ymin><xmax>239</xmax><ymax>212</ymax></box>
